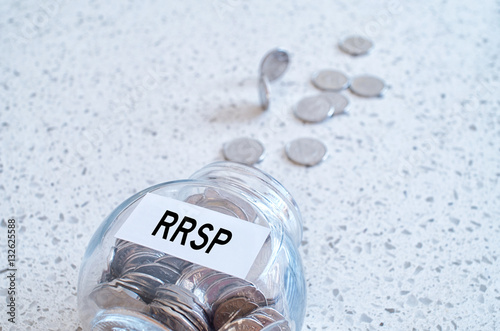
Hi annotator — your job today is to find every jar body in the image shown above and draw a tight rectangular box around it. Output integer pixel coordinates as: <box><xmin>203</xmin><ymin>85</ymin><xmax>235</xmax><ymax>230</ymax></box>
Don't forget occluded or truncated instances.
<box><xmin>78</xmin><ymin>162</ymin><xmax>306</xmax><ymax>330</ymax></box>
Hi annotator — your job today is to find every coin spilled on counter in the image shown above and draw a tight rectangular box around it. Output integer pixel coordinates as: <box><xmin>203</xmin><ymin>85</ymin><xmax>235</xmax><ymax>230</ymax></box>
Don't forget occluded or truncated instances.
<box><xmin>223</xmin><ymin>137</ymin><xmax>266</xmax><ymax>165</ymax></box>
<box><xmin>311</xmin><ymin>69</ymin><xmax>350</xmax><ymax>91</ymax></box>
<box><xmin>339</xmin><ymin>35</ymin><xmax>374</xmax><ymax>56</ymax></box>
<box><xmin>349</xmin><ymin>75</ymin><xmax>387</xmax><ymax>98</ymax></box>
<box><xmin>285</xmin><ymin>138</ymin><xmax>328</xmax><ymax>167</ymax></box>
<box><xmin>293</xmin><ymin>94</ymin><xmax>334</xmax><ymax>123</ymax></box>
<box><xmin>227</xmin><ymin>43</ymin><xmax>386</xmax><ymax>167</ymax></box>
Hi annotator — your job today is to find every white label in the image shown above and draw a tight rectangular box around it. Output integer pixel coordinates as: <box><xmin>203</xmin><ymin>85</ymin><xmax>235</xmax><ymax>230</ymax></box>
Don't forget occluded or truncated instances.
<box><xmin>115</xmin><ymin>193</ymin><xmax>270</xmax><ymax>279</ymax></box>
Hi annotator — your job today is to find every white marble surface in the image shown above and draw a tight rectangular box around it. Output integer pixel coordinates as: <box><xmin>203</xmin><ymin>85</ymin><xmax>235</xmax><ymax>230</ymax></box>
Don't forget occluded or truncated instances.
<box><xmin>1</xmin><ymin>0</ymin><xmax>499</xmax><ymax>330</ymax></box>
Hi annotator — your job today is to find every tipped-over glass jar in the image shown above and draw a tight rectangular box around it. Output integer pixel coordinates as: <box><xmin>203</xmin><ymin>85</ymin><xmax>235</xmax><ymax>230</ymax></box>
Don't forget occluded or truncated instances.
<box><xmin>78</xmin><ymin>162</ymin><xmax>306</xmax><ymax>331</ymax></box>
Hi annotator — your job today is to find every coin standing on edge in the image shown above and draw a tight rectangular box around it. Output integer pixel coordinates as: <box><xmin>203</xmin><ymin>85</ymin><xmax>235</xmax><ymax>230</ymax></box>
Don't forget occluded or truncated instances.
<box><xmin>285</xmin><ymin>138</ymin><xmax>328</xmax><ymax>166</ymax></box>
<box><xmin>259</xmin><ymin>75</ymin><xmax>271</xmax><ymax>110</ymax></box>
<box><xmin>223</xmin><ymin>137</ymin><xmax>266</xmax><ymax>165</ymax></box>
<box><xmin>311</xmin><ymin>70</ymin><xmax>350</xmax><ymax>91</ymax></box>
<box><xmin>293</xmin><ymin>95</ymin><xmax>334</xmax><ymax>123</ymax></box>
<box><xmin>349</xmin><ymin>75</ymin><xmax>386</xmax><ymax>98</ymax></box>
<box><xmin>259</xmin><ymin>48</ymin><xmax>290</xmax><ymax>82</ymax></box>
<box><xmin>339</xmin><ymin>35</ymin><xmax>374</xmax><ymax>56</ymax></box>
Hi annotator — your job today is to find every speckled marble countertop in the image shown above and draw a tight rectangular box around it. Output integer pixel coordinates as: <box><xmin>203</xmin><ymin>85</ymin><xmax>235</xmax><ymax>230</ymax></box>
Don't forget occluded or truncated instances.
<box><xmin>1</xmin><ymin>0</ymin><xmax>499</xmax><ymax>330</ymax></box>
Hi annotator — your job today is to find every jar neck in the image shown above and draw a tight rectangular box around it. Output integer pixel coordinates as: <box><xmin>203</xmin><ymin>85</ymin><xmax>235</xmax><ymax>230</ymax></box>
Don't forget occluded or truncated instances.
<box><xmin>189</xmin><ymin>161</ymin><xmax>303</xmax><ymax>247</ymax></box>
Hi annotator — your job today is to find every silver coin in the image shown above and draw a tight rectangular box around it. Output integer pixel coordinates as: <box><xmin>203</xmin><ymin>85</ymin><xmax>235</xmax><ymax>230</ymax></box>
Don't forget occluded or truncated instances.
<box><xmin>285</xmin><ymin>138</ymin><xmax>328</xmax><ymax>166</ymax></box>
<box><xmin>311</xmin><ymin>70</ymin><xmax>350</xmax><ymax>91</ymax></box>
<box><xmin>192</xmin><ymin>272</ymin><xmax>230</xmax><ymax>306</ymax></box>
<box><xmin>339</xmin><ymin>35</ymin><xmax>373</xmax><ymax>56</ymax></box>
<box><xmin>293</xmin><ymin>95</ymin><xmax>334</xmax><ymax>123</ymax></box>
<box><xmin>155</xmin><ymin>255</ymin><xmax>192</xmax><ymax>273</ymax></box>
<box><xmin>259</xmin><ymin>48</ymin><xmax>290</xmax><ymax>82</ymax></box>
<box><xmin>134</xmin><ymin>263</ymin><xmax>181</xmax><ymax>284</ymax></box>
<box><xmin>349</xmin><ymin>75</ymin><xmax>386</xmax><ymax>97</ymax></box>
<box><xmin>176</xmin><ymin>265</ymin><xmax>218</xmax><ymax>291</ymax></box>
<box><xmin>121</xmin><ymin>251</ymin><xmax>165</xmax><ymax>275</ymax></box>
<box><xmin>321</xmin><ymin>92</ymin><xmax>349</xmax><ymax>115</ymax></box>
<box><xmin>156</xmin><ymin>284</ymin><xmax>206</xmax><ymax>312</ymax></box>
<box><xmin>151</xmin><ymin>305</ymin><xmax>199</xmax><ymax>331</ymax></box>
<box><xmin>217</xmin><ymin>191</ymin><xmax>256</xmax><ymax>222</ymax></box>
<box><xmin>155</xmin><ymin>301</ymin><xmax>209</xmax><ymax>331</ymax></box>
<box><xmin>92</xmin><ymin>308</ymin><xmax>172</xmax><ymax>331</ymax></box>
<box><xmin>121</xmin><ymin>272</ymin><xmax>164</xmax><ymax>301</ymax></box>
<box><xmin>223</xmin><ymin>137</ymin><xmax>265</xmax><ymax>165</ymax></box>
<box><xmin>259</xmin><ymin>75</ymin><xmax>271</xmax><ymax>110</ymax></box>
<box><xmin>153</xmin><ymin>285</ymin><xmax>209</xmax><ymax>331</ymax></box>
<box><xmin>89</xmin><ymin>283</ymin><xmax>148</xmax><ymax>311</ymax></box>
<box><xmin>200</xmin><ymin>188</ymin><xmax>252</xmax><ymax>221</ymax></box>
<box><xmin>100</xmin><ymin>246</ymin><xmax>117</xmax><ymax>282</ymax></box>
<box><xmin>111</xmin><ymin>242</ymin><xmax>163</xmax><ymax>277</ymax></box>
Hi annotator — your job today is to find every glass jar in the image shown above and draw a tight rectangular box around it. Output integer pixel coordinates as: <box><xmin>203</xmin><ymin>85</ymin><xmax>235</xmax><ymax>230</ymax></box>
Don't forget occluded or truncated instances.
<box><xmin>78</xmin><ymin>161</ymin><xmax>306</xmax><ymax>330</ymax></box>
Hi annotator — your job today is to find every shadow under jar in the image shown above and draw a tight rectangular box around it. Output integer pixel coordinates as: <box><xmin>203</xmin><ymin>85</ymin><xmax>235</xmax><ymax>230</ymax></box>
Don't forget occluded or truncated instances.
<box><xmin>78</xmin><ymin>161</ymin><xmax>306</xmax><ymax>331</ymax></box>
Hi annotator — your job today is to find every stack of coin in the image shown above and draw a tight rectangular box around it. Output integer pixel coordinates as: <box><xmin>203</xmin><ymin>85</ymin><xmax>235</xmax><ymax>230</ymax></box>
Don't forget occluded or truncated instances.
<box><xmin>151</xmin><ymin>284</ymin><xmax>210</xmax><ymax>330</ymax></box>
<box><xmin>90</xmin><ymin>190</ymin><xmax>291</xmax><ymax>330</ymax></box>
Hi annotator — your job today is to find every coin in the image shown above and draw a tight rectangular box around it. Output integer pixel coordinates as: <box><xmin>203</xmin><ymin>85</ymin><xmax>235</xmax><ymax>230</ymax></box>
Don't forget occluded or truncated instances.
<box><xmin>151</xmin><ymin>304</ymin><xmax>199</xmax><ymax>330</ymax></box>
<box><xmin>154</xmin><ymin>285</ymin><xmax>209</xmax><ymax>331</ymax></box>
<box><xmin>199</xmin><ymin>197</ymin><xmax>247</xmax><ymax>219</ymax></box>
<box><xmin>249</xmin><ymin>312</ymin><xmax>275</xmax><ymax>326</ymax></box>
<box><xmin>134</xmin><ymin>263</ymin><xmax>181</xmax><ymax>284</ymax></box>
<box><xmin>349</xmin><ymin>75</ymin><xmax>386</xmax><ymax>97</ymax></box>
<box><xmin>92</xmin><ymin>308</ymin><xmax>172</xmax><ymax>331</ymax></box>
<box><xmin>218</xmin><ymin>317</ymin><xmax>264</xmax><ymax>331</ymax></box>
<box><xmin>89</xmin><ymin>283</ymin><xmax>148</xmax><ymax>312</ymax></box>
<box><xmin>121</xmin><ymin>272</ymin><xmax>165</xmax><ymax>301</ymax></box>
<box><xmin>252</xmin><ymin>307</ymin><xmax>286</xmax><ymax>322</ymax></box>
<box><xmin>111</xmin><ymin>242</ymin><xmax>163</xmax><ymax>277</ymax></box>
<box><xmin>339</xmin><ymin>35</ymin><xmax>373</xmax><ymax>56</ymax></box>
<box><xmin>218</xmin><ymin>191</ymin><xmax>257</xmax><ymax>222</ymax></box>
<box><xmin>213</xmin><ymin>297</ymin><xmax>260</xmax><ymax>330</ymax></box>
<box><xmin>321</xmin><ymin>92</ymin><xmax>349</xmax><ymax>115</ymax></box>
<box><xmin>223</xmin><ymin>137</ymin><xmax>265</xmax><ymax>165</ymax></box>
<box><xmin>259</xmin><ymin>48</ymin><xmax>290</xmax><ymax>82</ymax></box>
<box><xmin>185</xmin><ymin>193</ymin><xmax>204</xmax><ymax>205</ymax></box>
<box><xmin>121</xmin><ymin>251</ymin><xmax>165</xmax><ymax>275</ymax></box>
<box><xmin>311</xmin><ymin>70</ymin><xmax>350</xmax><ymax>91</ymax></box>
<box><xmin>293</xmin><ymin>95</ymin><xmax>334</xmax><ymax>123</ymax></box>
<box><xmin>259</xmin><ymin>75</ymin><xmax>271</xmax><ymax>110</ymax></box>
<box><xmin>100</xmin><ymin>246</ymin><xmax>117</xmax><ymax>282</ymax></box>
<box><xmin>285</xmin><ymin>138</ymin><xmax>328</xmax><ymax>166</ymax></box>
<box><xmin>155</xmin><ymin>255</ymin><xmax>192</xmax><ymax>273</ymax></box>
<box><xmin>176</xmin><ymin>265</ymin><xmax>218</xmax><ymax>291</ymax></box>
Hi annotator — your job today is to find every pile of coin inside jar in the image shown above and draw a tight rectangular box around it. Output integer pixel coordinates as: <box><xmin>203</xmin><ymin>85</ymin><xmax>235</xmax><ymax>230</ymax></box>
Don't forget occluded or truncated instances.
<box><xmin>89</xmin><ymin>189</ymin><xmax>291</xmax><ymax>331</ymax></box>
<box><xmin>223</xmin><ymin>35</ymin><xmax>385</xmax><ymax>167</ymax></box>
